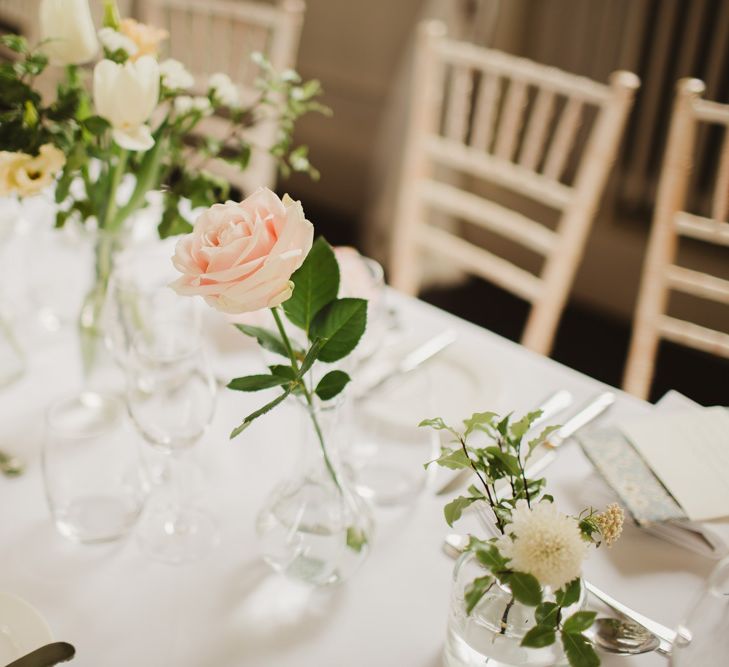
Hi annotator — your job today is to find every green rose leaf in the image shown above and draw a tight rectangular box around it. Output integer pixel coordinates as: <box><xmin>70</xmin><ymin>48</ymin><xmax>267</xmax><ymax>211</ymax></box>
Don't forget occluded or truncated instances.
<box><xmin>562</xmin><ymin>611</ymin><xmax>597</xmax><ymax>635</ymax></box>
<box><xmin>269</xmin><ymin>365</ymin><xmax>297</xmax><ymax>380</ymax></box>
<box><xmin>556</xmin><ymin>578</ymin><xmax>582</xmax><ymax>608</ymax></box>
<box><xmin>234</xmin><ymin>324</ymin><xmax>290</xmax><ymax>358</ymax></box>
<box><xmin>464</xmin><ymin>575</ymin><xmax>493</xmax><ymax>615</ymax></box>
<box><xmin>503</xmin><ymin>572</ymin><xmax>542</xmax><ymax>606</ymax></box>
<box><xmin>535</xmin><ymin>601</ymin><xmax>560</xmax><ymax>628</ymax></box>
<box><xmin>309</xmin><ymin>297</ymin><xmax>367</xmax><ymax>363</ymax></box>
<box><xmin>315</xmin><ymin>370</ymin><xmax>351</xmax><ymax>400</ymax></box>
<box><xmin>444</xmin><ymin>496</ymin><xmax>478</xmax><ymax>527</ymax></box>
<box><xmin>561</xmin><ymin>631</ymin><xmax>600</xmax><ymax>667</ymax></box>
<box><xmin>227</xmin><ymin>374</ymin><xmax>290</xmax><ymax>392</ymax></box>
<box><xmin>283</xmin><ymin>236</ymin><xmax>339</xmax><ymax>332</ymax></box>
<box><xmin>521</xmin><ymin>624</ymin><xmax>557</xmax><ymax>649</ymax></box>
<box><xmin>230</xmin><ymin>390</ymin><xmax>290</xmax><ymax>438</ymax></box>
<box><xmin>425</xmin><ymin>448</ymin><xmax>471</xmax><ymax>470</ymax></box>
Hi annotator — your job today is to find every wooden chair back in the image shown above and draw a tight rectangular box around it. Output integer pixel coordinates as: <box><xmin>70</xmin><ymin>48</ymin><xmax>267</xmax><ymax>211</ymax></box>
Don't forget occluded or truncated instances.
<box><xmin>623</xmin><ymin>79</ymin><xmax>729</xmax><ymax>399</ymax></box>
<box><xmin>389</xmin><ymin>21</ymin><xmax>639</xmax><ymax>355</ymax></box>
<box><xmin>141</xmin><ymin>0</ymin><xmax>305</xmax><ymax>194</ymax></box>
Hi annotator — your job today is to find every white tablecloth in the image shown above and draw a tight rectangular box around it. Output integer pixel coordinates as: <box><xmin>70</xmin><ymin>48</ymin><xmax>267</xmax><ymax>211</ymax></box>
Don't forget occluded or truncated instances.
<box><xmin>0</xmin><ymin>292</ymin><xmax>716</xmax><ymax>666</ymax></box>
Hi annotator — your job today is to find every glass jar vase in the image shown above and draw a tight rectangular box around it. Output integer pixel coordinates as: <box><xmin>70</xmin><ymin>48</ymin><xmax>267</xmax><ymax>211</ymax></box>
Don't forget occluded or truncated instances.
<box><xmin>444</xmin><ymin>551</ymin><xmax>586</xmax><ymax>667</ymax></box>
<box><xmin>256</xmin><ymin>397</ymin><xmax>374</xmax><ymax>586</ymax></box>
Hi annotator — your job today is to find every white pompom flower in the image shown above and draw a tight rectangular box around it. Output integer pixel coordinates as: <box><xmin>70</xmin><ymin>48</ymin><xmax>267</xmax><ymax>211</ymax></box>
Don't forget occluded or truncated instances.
<box><xmin>209</xmin><ymin>73</ymin><xmax>239</xmax><ymax>108</ymax></box>
<box><xmin>98</xmin><ymin>27</ymin><xmax>138</xmax><ymax>58</ymax></box>
<box><xmin>499</xmin><ymin>500</ymin><xmax>589</xmax><ymax>591</ymax></box>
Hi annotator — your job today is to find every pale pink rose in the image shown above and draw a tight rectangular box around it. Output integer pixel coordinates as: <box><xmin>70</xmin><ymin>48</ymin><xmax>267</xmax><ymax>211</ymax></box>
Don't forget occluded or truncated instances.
<box><xmin>170</xmin><ymin>188</ymin><xmax>314</xmax><ymax>314</ymax></box>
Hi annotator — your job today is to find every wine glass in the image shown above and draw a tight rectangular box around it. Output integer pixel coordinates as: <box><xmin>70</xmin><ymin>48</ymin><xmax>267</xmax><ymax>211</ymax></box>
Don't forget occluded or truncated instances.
<box><xmin>125</xmin><ymin>319</ymin><xmax>218</xmax><ymax>563</ymax></box>
<box><xmin>671</xmin><ymin>557</ymin><xmax>729</xmax><ymax>664</ymax></box>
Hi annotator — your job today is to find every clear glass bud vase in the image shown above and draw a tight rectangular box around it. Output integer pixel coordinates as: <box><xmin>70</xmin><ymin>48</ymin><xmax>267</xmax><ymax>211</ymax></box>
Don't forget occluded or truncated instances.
<box><xmin>444</xmin><ymin>551</ymin><xmax>585</xmax><ymax>667</ymax></box>
<box><xmin>78</xmin><ymin>230</ymin><xmax>122</xmax><ymax>391</ymax></box>
<box><xmin>256</xmin><ymin>397</ymin><xmax>374</xmax><ymax>586</ymax></box>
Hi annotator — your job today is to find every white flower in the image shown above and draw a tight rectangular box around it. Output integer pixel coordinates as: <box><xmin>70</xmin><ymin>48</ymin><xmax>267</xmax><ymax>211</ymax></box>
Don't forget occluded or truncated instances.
<box><xmin>499</xmin><ymin>500</ymin><xmax>589</xmax><ymax>590</ymax></box>
<box><xmin>98</xmin><ymin>27</ymin><xmax>138</xmax><ymax>57</ymax></box>
<box><xmin>40</xmin><ymin>0</ymin><xmax>98</xmax><ymax>65</ymax></box>
<box><xmin>174</xmin><ymin>95</ymin><xmax>194</xmax><ymax>115</ymax></box>
<box><xmin>94</xmin><ymin>56</ymin><xmax>160</xmax><ymax>152</ymax></box>
<box><xmin>192</xmin><ymin>96</ymin><xmax>212</xmax><ymax>114</ymax></box>
<box><xmin>159</xmin><ymin>59</ymin><xmax>194</xmax><ymax>91</ymax></box>
<box><xmin>209</xmin><ymin>73</ymin><xmax>239</xmax><ymax>107</ymax></box>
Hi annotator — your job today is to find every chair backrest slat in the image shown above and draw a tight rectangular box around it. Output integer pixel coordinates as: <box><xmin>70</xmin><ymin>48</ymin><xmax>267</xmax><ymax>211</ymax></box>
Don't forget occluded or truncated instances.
<box><xmin>390</xmin><ymin>21</ymin><xmax>638</xmax><ymax>355</ymax></box>
<box><xmin>624</xmin><ymin>78</ymin><xmax>729</xmax><ymax>398</ymax></box>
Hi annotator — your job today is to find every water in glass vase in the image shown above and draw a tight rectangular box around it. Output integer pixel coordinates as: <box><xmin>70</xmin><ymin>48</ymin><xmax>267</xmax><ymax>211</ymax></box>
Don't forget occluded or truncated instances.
<box><xmin>444</xmin><ymin>552</ymin><xmax>584</xmax><ymax>667</ymax></box>
<box><xmin>256</xmin><ymin>398</ymin><xmax>373</xmax><ymax>586</ymax></box>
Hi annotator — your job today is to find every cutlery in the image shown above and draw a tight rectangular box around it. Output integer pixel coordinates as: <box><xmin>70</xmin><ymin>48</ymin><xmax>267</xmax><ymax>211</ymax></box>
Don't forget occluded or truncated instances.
<box><xmin>522</xmin><ymin>391</ymin><xmax>615</xmax><ymax>480</ymax></box>
<box><xmin>356</xmin><ymin>329</ymin><xmax>457</xmax><ymax>399</ymax></box>
<box><xmin>5</xmin><ymin>642</ymin><xmax>75</xmax><ymax>667</ymax></box>
<box><xmin>435</xmin><ymin>389</ymin><xmax>574</xmax><ymax>496</ymax></box>
<box><xmin>591</xmin><ymin>616</ymin><xmax>662</xmax><ymax>655</ymax></box>
<box><xmin>0</xmin><ymin>448</ymin><xmax>24</xmax><ymax>477</ymax></box>
<box><xmin>442</xmin><ymin>533</ymin><xmax>673</xmax><ymax>656</ymax></box>
<box><xmin>585</xmin><ymin>581</ymin><xmax>675</xmax><ymax>655</ymax></box>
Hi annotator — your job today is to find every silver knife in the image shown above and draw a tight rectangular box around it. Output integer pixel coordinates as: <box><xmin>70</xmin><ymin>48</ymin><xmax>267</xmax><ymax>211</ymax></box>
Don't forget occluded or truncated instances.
<box><xmin>356</xmin><ymin>329</ymin><xmax>457</xmax><ymax>399</ymax></box>
<box><xmin>5</xmin><ymin>642</ymin><xmax>76</xmax><ymax>667</ymax></box>
<box><xmin>585</xmin><ymin>581</ymin><xmax>675</xmax><ymax>654</ymax></box>
<box><xmin>435</xmin><ymin>389</ymin><xmax>574</xmax><ymax>495</ymax></box>
<box><xmin>524</xmin><ymin>391</ymin><xmax>615</xmax><ymax>479</ymax></box>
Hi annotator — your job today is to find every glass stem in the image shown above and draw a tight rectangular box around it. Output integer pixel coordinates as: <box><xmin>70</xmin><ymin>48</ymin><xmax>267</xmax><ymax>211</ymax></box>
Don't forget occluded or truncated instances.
<box><xmin>270</xmin><ymin>307</ymin><xmax>342</xmax><ymax>492</ymax></box>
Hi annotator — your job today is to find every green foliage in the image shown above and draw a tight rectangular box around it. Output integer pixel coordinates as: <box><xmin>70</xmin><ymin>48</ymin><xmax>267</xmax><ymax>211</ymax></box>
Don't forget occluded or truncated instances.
<box><xmin>227</xmin><ymin>375</ymin><xmax>291</xmax><ymax>392</ymax></box>
<box><xmin>346</xmin><ymin>526</ymin><xmax>368</xmax><ymax>553</ymax></box>
<box><xmin>556</xmin><ymin>579</ymin><xmax>582</xmax><ymax>608</ymax></box>
<box><xmin>464</xmin><ymin>575</ymin><xmax>493</xmax><ymax>615</ymax></box>
<box><xmin>315</xmin><ymin>370</ymin><xmax>351</xmax><ymax>401</ymax></box>
<box><xmin>425</xmin><ymin>448</ymin><xmax>471</xmax><ymax>471</ymax></box>
<box><xmin>521</xmin><ymin>625</ymin><xmax>557</xmax><ymax>649</ymax></box>
<box><xmin>234</xmin><ymin>324</ymin><xmax>291</xmax><ymax>358</ymax></box>
<box><xmin>535</xmin><ymin>602</ymin><xmax>561</xmax><ymax>627</ymax></box>
<box><xmin>309</xmin><ymin>298</ymin><xmax>367</xmax><ymax>363</ymax></box>
<box><xmin>283</xmin><ymin>237</ymin><xmax>340</xmax><ymax>331</ymax></box>
<box><xmin>444</xmin><ymin>496</ymin><xmax>479</xmax><ymax>527</ymax></box>
<box><xmin>561</xmin><ymin>631</ymin><xmax>600</xmax><ymax>667</ymax></box>
<box><xmin>562</xmin><ymin>611</ymin><xmax>597</xmax><ymax>634</ymax></box>
<box><xmin>503</xmin><ymin>572</ymin><xmax>542</xmax><ymax>606</ymax></box>
<box><xmin>230</xmin><ymin>390</ymin><xmax>291</xmax><ymax>439</ymax></box>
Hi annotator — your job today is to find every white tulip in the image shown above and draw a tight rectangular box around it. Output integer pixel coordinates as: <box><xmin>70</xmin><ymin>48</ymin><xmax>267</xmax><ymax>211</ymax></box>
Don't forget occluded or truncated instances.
<box><xmin>40</xmin><ymin>0</ymin><xmax>99</xmax><ymax>65</ymax></box>
<box><xmin>94</xmin><ymin>56</ymin><xmax>160</xmax><ymax>152</ymax></box>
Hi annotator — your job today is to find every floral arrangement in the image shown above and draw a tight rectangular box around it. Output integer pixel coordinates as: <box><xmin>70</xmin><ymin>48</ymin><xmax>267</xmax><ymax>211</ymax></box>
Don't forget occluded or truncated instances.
<box><xmin>0</xmin><ymin>0</ymin><xmax>325</xmax><ymax>230</ymax></box>
<box><xmin>422</xmin><ymin>410</ymin><xmax>624</xmax><ymax>667</ymax></box>
<box><xmin>171</xmin><ymin>187</ymin><xmax>369</xmax><ymax>550</ymax></box>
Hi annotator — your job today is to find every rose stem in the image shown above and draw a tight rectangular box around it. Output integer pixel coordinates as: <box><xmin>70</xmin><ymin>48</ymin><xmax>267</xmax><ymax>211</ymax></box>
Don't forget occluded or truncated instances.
<box><xmin>270</xmin><ymin>307</ymin><xmax>342</xmax><ymax>492</ymax></box>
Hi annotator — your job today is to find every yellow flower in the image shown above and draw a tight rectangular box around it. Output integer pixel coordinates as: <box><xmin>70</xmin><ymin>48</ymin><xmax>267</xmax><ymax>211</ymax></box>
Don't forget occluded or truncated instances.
<box><xmin>0</xmin><ymin>144</ymin><xmax>66</xmax><ymax>198</ymax></box>
<box><xmin>119</xmin><ymin>18</ymin><xmax>168</xmax><ymax>60</ymax></box>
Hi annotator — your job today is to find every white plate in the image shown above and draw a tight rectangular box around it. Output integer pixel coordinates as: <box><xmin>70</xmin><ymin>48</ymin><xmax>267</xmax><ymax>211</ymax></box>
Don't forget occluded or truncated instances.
<box><xmin>361</xmin><ymin>338</ymin><xmax>503</xmax><ymax>430</ymax></box>
<box><xmin>0</xmin><ymin>592</ymin><xmax>54</xmax><ymax>664</ymax></box>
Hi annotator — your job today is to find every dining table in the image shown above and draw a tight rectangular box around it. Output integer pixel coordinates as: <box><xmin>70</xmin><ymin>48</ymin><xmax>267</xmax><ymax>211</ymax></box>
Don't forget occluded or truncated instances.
<box><xmin>0</xmin><ymin>287</ymin><xmax>718</xmax><ymax>667</ymax></box>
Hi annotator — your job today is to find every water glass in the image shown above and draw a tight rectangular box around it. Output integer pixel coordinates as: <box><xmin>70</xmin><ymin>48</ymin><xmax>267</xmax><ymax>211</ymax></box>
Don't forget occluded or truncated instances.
<box><xmin>125</xmin><ymin>320</ymin><xmax>218</xmax><ymax>563</ymax></box>
<box><xmin>42</xmin><ymin>392</ymin><xmax>147</xmax><ymax>543</ymax></box>
<box><xmin>671</xmin><ymin>557</ymin><xmax>729</xmax><ymax>664</ymax></box>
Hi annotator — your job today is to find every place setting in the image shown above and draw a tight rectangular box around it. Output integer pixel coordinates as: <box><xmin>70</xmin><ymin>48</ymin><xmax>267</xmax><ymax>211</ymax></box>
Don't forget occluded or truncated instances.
<box><xmin>1</xmin><ymin>1</ymin><xmax>729</xmax><ymax>666</ymax></box>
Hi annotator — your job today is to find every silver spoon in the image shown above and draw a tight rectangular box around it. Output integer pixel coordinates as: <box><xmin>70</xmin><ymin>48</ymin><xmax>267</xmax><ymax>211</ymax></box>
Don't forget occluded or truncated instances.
<box><xmin>590</xmin><ymin>617</ymin><xmax>661</xmax><ymax>655</ymax></box>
